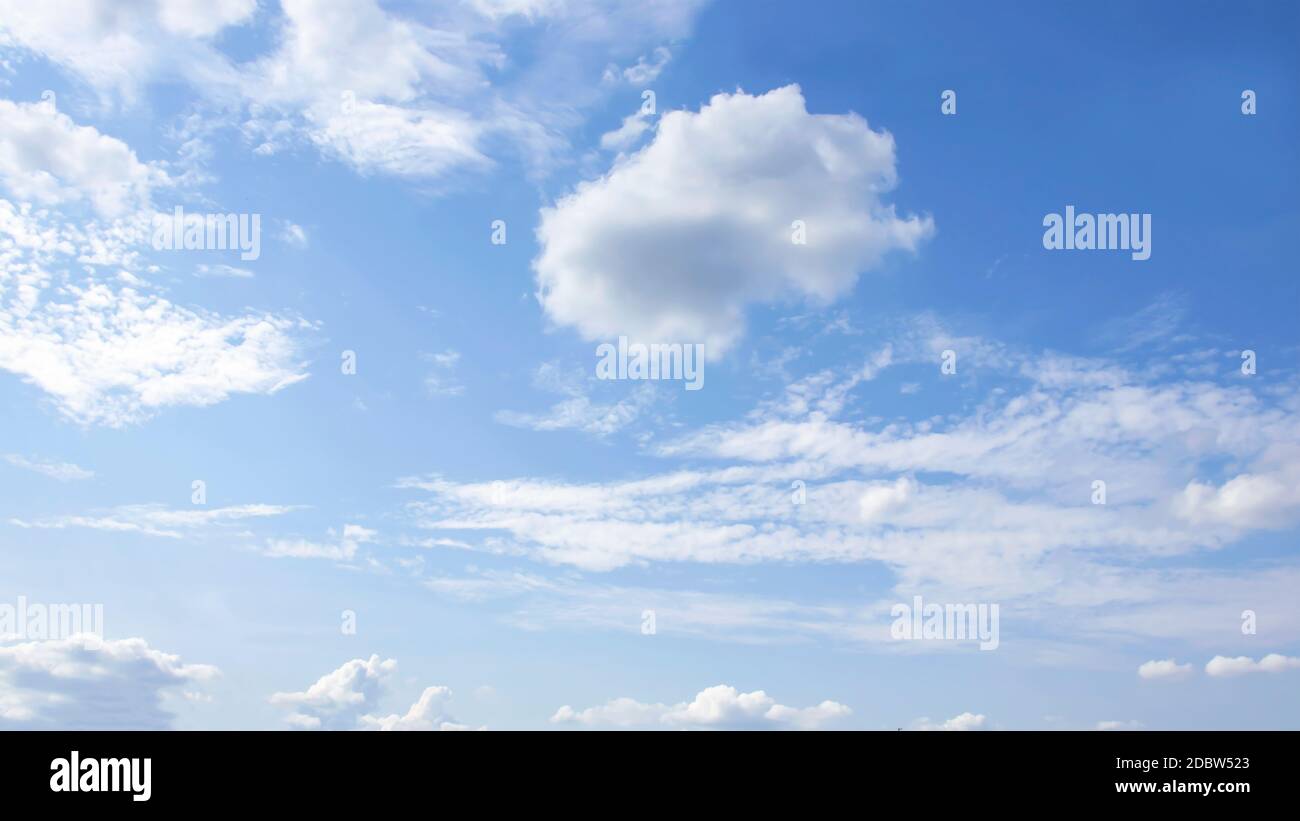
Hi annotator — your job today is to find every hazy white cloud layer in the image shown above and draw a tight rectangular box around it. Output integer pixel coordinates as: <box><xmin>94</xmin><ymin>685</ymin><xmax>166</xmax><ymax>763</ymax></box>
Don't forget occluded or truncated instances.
<box><xmin>401</xmin><ymin>316</ymin><xmax>1300</xmax><ymax>654</ymax></box>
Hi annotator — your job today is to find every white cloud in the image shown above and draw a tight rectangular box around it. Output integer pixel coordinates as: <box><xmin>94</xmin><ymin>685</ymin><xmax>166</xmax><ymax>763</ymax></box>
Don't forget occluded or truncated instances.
<box><xmin>3</xmin><ymin>453</ymin><xmax>92</xmax><ymax>481</ymax></box>
<box><xmin>280</xmin><ymin>221</ymin><xmax>309</xmax><ymax>248</ymax></box>
<box><xmin>300</xmin><ymin>99</ymin><xmax>490</xmax><ymax>181</ymax></box>
<box><xmin>3</xmin><ymin>0</ymin><xmax>708</xmax><ymax>184</ymax></box>
<box><xmin>1205</xmin><ymin>654</ymin><xmax>1300</xmax><ymax>677</ymax></box>
<box><xmin>468</xmin><ymin>0</ymin><xmax>566</xmax><ymax>21</ymax></box>
<box><xmin>0</xmin><ymin>99</ymin><xmax>166</xmax><ymax>217</ymax></box>
<box><xmin>270</xmin><ymin>655</ymin><xmax>471</xmax><ymax>730</ymax></box>
<box><xmin>494</xmin><ymin>362</ymin><xmax>658</xmax><ymax>436</ymax></box>
<box><xmin>598</xmin><ymin>109</ymin><xmax>652</xmax><ymax>152</ymax></box>
<box><xmin>357</xmin><ymin>686</ymin><xmax>472</xmax><ymax>731</ymax></box>
<box><xmin>858</xmin><ymin>476</ymin><xmax>915</xmax><ymax>522</ymax></box>
<box><xmin>10</xmin><ymin>503</ymin><xmax>299</xmax><ymax>539</ymax></box>
<box><xmin>270</xmin><ymin>654</ymin><xmax>394</xmax><ymax>730</ymax></box>
<box><xmin>535</xmin><ymin>85</ymin><xmax>933</xmax><ymax>355</ymax></box>
<box><xmin>264</xmin><ymin>524</ymin><xmax>377</xmax><ymax>561</ymax></box>
<box><xmin>0</xmin><ymin>279</ymin><xmax>310</xmax><ymax>427</ymax></box>
<box><xmin>0</xmin><ymin>113</ymin><xmax>312</xmax><ymax>428</ymax></box>
<box><xmin>0</xmin><ymin>634</ymin><xmax>218</xmax><ymax>729</ymax></box>
<box><xmin>618</xmin><ymin>46</ymin><xmax>672</xmax><ymax>84</ymax></box>
<box><xmin>941</xmin><ymin>712</ymin><xmax>988</xmax><ymax>731</ymax></box>
<box><xmin>1175</xmin><ymin>467</ymin><xmax>1300</xmax><ymax>530</ymax></box>
<box><xmin>1096</xmin><ymin>720</ymin><xmax>1143</xmax><ymax>731</ymax></box>
<box><xmin>423</xmin><ymin>349</ymin><xmax>465</xmax><ymax>397</ymax></box>
<box><xmin>551</xmin><ymin>684</ymin><xmax>851</xmax><ymax>729</ymax></box>
<box><xmin>398</xmin><ymin>319</ymin><xmax>1300</xmax><ymax>655</ymax></box>
<box><xmin>914</xmin><ymin>712</ymin><xmax>987</xmax><ymax>731</ymax></box>
<box><xmin>1137</xmin><ymin>658</ymin><xmax>1193</xmax><ymax>680</ymax></box>
<box><xmin>0</xmin><ymin>0</ymin><xmax>255</xmax><ymax>101</ymax></box>
<box><xmin>909</xmin><ymin>711</ymin><xmax>987</xmax><ymax>732</ymax></box>
<box><xmin>238</xmin><ymin>0</ymin><xmax>540</xmax><ymax>179</ymax></box>
<box><xmin>194</xmin><ymin>263</ymin><xmax>253</xmax><ymax>279</ymax></box>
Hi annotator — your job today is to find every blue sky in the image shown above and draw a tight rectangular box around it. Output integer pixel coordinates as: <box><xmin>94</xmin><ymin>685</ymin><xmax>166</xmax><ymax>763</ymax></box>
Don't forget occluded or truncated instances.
<box><xmin>1</xmin><ymin>0</ymin><xmax>1297</xmax><ymax>730</ymax></box>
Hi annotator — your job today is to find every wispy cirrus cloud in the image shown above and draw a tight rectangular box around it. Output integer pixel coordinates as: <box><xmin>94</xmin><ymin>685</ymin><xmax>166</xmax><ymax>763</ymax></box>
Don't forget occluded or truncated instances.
<box><xmin>3</xmin><ymin>453</ymin><xmax>92</xmax><ymax>481</ymax></box>
<box><xmin>10</xmin><ymin>503</ymin><xmax>300</xmax><ymax>539</ymax></box>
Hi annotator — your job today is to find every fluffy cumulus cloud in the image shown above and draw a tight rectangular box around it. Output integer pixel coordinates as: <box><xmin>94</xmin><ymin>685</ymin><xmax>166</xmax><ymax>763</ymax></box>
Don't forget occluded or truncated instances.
<box><xmin>270</xmin><ymin>655</ymin><xmax>472</xmax><ymax>730</ymax></box>
<box><xmin>1205</xmin><ymin>654</ymin><xmax>1300</xmax><ymax>677</ymax></box>
<box><xmin>914</xmin><ymin>712</ymin><xmax>987</xmax><ymax>731</ymax></box>
<box><xmin>1174</xmin><ymin>462</ymin><xmax>1300</xmax><ymax>530</ymax></box>
<box><xmin>1138</xmin><ymin>659</ymin><xmax>1193</xmax><ymax>680</ymax></box>
<box><xmin>0</xmin><ymin>99</ymin><xmax>166</xmax><ymax>217</ymax></box>
<box><xmin>0</xmin><ymin>634</ymin><xmax>218</xmax><ymax>729</ymax></box>
<box><xmin>535</xmin><ymin>85</ymin><xmax>934</xmax><ymax>355</ymax></box>
<box><xmin>356</xmin><ymin>686</ymin><xmax>467</xmax><ymax>731</ymax></box>
<box><xmin>551</xmin><ymin>684</ymin><xmax>851</xmax><ymax>729</ymax></box>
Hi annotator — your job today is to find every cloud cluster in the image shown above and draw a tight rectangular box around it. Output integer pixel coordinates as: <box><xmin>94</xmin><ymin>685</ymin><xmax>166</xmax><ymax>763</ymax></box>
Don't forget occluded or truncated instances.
<box><xmin>3</xmin><ymin>0</ymin><xmax>706</xmax><ymax>182</ymax></box>
<box><xmin>0</xmin><ymin>282</ymin><xmax>309</xmax><ymax>425</ymax></box>
<box><xmin>270</xmin><ymin>654</ymin><xmax>472</xmax><ymax>730</ymax></box>
<box><xmin>407</xmin><ymin>336</ymin><xmax>1300</xmax><ymax>582</ymax></box>
<box><xmin>0</xmin><ymin>634</ymin><xmax>218</xmax><ymax>729</ymax></box>
<box><xmin>551</xmin><ymin>684</ymin><xmax>851</xmax><ymax>729</ymax></box>
<box><xmin>914</xmin><ymin>712</ymin><xmax>987</xmax><ymax>731</ymax></box>
<box><xmin>1205</xmin><ymin>654</ymin><xmax>1300</xmax><ymax>677</ymax></box>
<box><xmin>0</xmin><ymin>201</ymin><xmax>311</xmax><ymax>426</ymax></box>
<box><xmin>400</xmin><ymin>315</ymin><xmax>1300</xmax><ymax>652</ymax></box>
